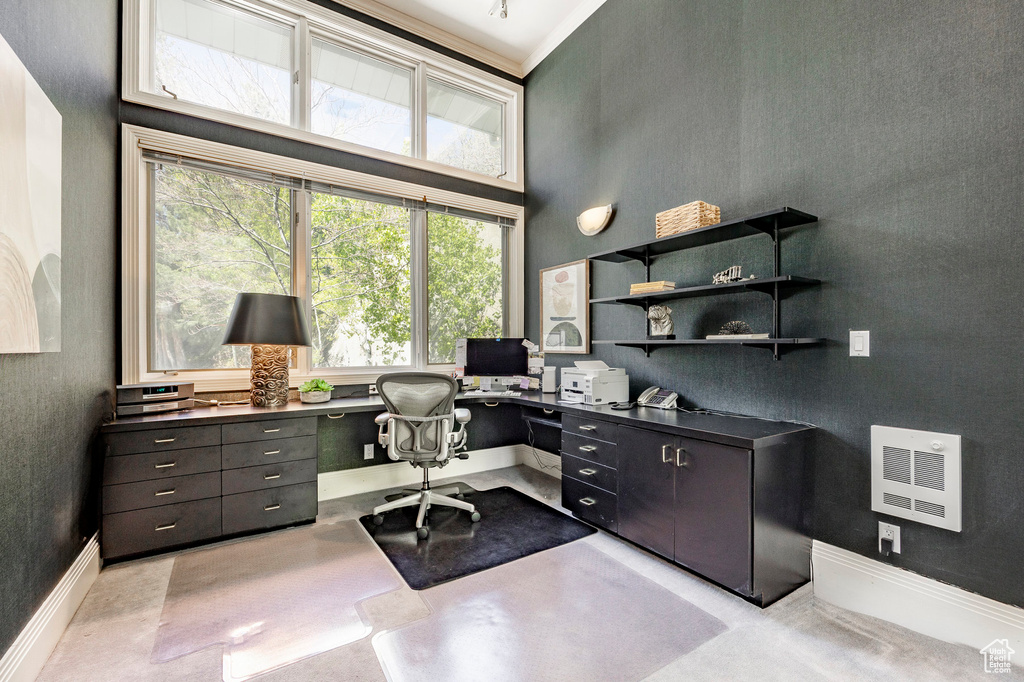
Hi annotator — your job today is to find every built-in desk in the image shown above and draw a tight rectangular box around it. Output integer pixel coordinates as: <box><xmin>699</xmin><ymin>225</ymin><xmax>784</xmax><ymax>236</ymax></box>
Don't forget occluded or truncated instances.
<box><xmin>100</xmin><ymin>392</ymin><xmax>813</xmax><ymax>606</ymax></box>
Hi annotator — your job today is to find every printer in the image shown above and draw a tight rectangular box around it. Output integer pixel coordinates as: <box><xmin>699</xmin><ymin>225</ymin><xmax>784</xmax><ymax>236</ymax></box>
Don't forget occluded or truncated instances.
<box><xmin>560</xmin><ymin>360</ymin><xmax>629</xmax><ymax>405</ymax></box>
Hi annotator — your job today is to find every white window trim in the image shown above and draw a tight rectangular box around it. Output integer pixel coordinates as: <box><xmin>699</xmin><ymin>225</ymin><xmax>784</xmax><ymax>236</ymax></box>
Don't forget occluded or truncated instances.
<box><xmin>122</xmin><ymin>123</ymin><xmax>525</xmax><ymax>392</ymax></box>
<box><xmin>123</xmin><ymin>0</ymin><xmax>525</xmax><ymax>192</ymax></box>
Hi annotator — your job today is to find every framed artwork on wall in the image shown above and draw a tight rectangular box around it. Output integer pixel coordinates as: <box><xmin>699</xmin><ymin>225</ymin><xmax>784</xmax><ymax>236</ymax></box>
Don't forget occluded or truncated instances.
<box><xmin>0</xmin><ymin>31</ymin><xmax>62</xmax><ymax>353</ymax></box>
<box><xmin>539</xmin><ymin>259</ymin><xmax>589</xmax><ymax>354</ymax></box>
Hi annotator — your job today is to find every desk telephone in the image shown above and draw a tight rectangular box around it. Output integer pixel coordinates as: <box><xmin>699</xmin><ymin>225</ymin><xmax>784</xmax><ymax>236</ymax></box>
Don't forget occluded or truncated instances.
<box><xmin>637</xmin><ymin>386</ymin><xmax>678</xmax><ymax>410</ymax></box>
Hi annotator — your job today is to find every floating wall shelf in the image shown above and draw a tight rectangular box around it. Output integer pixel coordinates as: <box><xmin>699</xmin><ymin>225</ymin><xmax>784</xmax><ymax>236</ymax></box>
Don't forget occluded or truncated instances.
<box><xmin>587</xmin><ymin>207</ymin><xmax>823</xmax><ymax>360</ymax></box>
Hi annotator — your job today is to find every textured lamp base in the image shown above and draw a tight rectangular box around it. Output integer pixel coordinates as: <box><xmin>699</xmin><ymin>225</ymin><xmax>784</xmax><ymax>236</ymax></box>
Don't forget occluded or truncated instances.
<box><xmin>250</xmin><ymin>344</ymin><xmax>290</xmax><ymax>407</ymax></box>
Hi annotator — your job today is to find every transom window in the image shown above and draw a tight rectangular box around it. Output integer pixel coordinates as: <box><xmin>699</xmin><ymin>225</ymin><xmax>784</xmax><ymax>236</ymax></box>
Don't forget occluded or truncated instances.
<box><xmin>126</xmin><ymin>0</ymin><xmax>523</xmax><ymax>189</ymax></box>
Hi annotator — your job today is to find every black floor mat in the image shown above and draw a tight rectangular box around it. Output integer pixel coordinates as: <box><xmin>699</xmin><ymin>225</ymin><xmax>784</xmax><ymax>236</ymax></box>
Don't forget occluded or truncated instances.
<box><xmin>359</xmin><ymin>486</ymin><xmax>596</xmax><ymax>590</ymax></box>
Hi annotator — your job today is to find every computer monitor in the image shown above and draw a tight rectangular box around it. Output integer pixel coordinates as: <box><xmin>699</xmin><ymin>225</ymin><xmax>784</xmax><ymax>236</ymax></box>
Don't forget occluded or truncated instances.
<box><xmin>464</xmin><ymin>338</ymin><xmax>528</xmax><ymax>377</ymax></box>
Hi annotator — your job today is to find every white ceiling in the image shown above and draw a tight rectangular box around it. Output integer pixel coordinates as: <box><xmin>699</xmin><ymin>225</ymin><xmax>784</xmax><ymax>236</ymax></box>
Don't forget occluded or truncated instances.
<box><xmin>337</xmin><ymin>0</ymin><xmax>607</xmax><ymax>77</ymax></box>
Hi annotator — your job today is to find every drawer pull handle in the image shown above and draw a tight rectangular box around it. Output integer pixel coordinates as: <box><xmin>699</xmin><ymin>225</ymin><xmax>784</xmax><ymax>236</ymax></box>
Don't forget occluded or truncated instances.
<box><xmin>155</xmin><ymin>523</ymin><xmax>176</xmax><ymax>531</ymax></box>
<box><xmin>264</xmin><ymin>473</ymin><xmax>281</xmax><ymax>480</ymax></box>
<box><xmin>542</xmin><ymin>409</ymin><xmax>555</xmax><ymax>415</ymax></box>
<box><xmin>263</xmin><ymin>428</ymin><xmax>281</xmax><ymax>433</ymax></box>
<box><xmin>264</xmin><ymin>450</ymin><xmax>281</xmax><ymax>456</ymax></box>
<box><xmin>485</xmin><ymin>402</ymin><xmax>499</xmax><ymax>407</ymax></box>
<box><xmin>676</xmin><ymin>448</ymin><xmax>690</xmax><ymax>468</ymax></box>
<box><xmin>264</xmin><ymin>504</ymin><xmax>281</xmax><ymax>511</ymax></box>
<box><xmin>154</xmin><ymin>438</ymin><xmax>176</xmax><ymax>444</ymax></box>
<box><xmin>662</xmin><ymin>444</ymin><xmax>672</xmax><ymax>464</ymax></box>
<box><xmin>578</xmin><ymin>468</ymin><xmax>597</xmax><ymax>476</ymax></box>
<box><xmin>578</xmin><ymin>445</ymin><xmax>597</xmax><ymax>452</ymax></box>
<box><xmin>154</xmin><ymin>462</ymin><xmax>176</xmax><ymax>469</ymax></box>
<box><xmin>578</xmin><ymin>425</ymin><xmax>597</xmax><ymax>431</ymax></box>
<box><xmin>155</xmin><ymin>489</ymin><xmax>176</xmax><ymax>496</ymax></box>
<box><xmin>327</xmin><ymin>413</ymin><xmax>345</xmax><ymax>419</ymax></box>
<box><xmin>579</xmin><ymin>497</ymin><xmax>597</xmax><ymax>506</ymax></box>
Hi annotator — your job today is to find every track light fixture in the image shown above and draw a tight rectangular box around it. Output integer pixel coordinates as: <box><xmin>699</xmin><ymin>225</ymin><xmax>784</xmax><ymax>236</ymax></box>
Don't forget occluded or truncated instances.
<box><xmin>489</xmin><ymin>0</ymin><xmax>508</xmax><ymax>20</ymax></box>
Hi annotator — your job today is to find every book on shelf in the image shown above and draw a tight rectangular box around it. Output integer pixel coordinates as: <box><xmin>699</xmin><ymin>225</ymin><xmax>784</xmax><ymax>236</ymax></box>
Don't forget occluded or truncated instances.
<box><xmin>629</xmin><ymin>281</ymin><xmax>676</xmax><ymax>294</ymax></box>
<box><xmin>705</xmin><ymin>333</ymin><xmax>771</xmax><ymax>340</ymax></box>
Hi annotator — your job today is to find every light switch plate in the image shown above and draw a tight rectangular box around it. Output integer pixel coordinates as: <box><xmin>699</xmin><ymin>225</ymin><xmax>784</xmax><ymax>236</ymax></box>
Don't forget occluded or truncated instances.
<box><xmin>850</xmin><ymin>330</ymin><xmax>870</xmax><ymax>357</ymax></box>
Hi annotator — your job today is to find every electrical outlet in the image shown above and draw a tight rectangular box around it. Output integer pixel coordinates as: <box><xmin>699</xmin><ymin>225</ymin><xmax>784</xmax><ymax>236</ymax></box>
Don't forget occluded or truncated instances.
<box><xmin>363</xmin><ymin>444</ymin><xmax>375</xmax><ymax>460</ymax></box>
<box><xmin>879</xmin><ymin>521</ymin><xmax>901</xmax><ymax>554</ymax></box>
<box><xmin>368</xmin><ymin>384</ymin><xmax>378</xmax><ymax>395</ymax></box>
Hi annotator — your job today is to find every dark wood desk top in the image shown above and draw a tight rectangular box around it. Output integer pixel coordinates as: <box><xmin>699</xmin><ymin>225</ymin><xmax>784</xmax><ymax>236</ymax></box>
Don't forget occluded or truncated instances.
<box><xmin>102</xmin><ymin>391</ymin><xmax>813</xmax><ymax>449</ymax></box>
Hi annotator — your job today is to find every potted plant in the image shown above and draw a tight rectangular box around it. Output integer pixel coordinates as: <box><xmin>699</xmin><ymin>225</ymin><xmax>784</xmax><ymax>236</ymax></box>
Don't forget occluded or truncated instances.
<box><xmin>298</xmin><ymin>378</ymin><xmax>334</xmax><ymax>404</ymax></box>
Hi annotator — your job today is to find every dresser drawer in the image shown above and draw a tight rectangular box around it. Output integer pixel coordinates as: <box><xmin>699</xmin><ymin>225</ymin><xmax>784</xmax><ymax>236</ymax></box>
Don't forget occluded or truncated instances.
<box><xmin>561</xmin><ymin>432</ymin><xmax>618</xmax><ymax>469</ymax></box>
<box><xmin>103</xmin><ymin>472</ymin><xmax>221</xmax><ymax>514</ymax></box>
<box><xmin>222</xmin><ymin>482</ymin><xmax>317</xmax><ymax>535</ymax></box>
<box><xmin>562</xmin><ymin>414</ymin><xmax>617</xmax><ymax>443</ymax></box>
<box><xmin>222</xmin><ymin>458</ymin><xmax>317</xmax><ymax>495</ymax></box>
<box><xmin>102</xmin><ymin>498</ymin><xmax>221</xmax><ymax>559</ymax></box>
<box><xmin>222</xmin><ymin>435</ymin><xmax>317</xmax><ymax>470</ymax></box>
<box><xmin>561</xmin><ymin>453</ymin><xmax>617</xmax><ymax>494</ymax></box>
<box><xmin>561</xmin><ymin>475</ymin><xmax>617</xmax><ymax>533</ymax></box>
<box><xmin>103</xmin><ymin>446</ymin><xmax>221</xmax><ymax>485</ymax></box>
<box><xmin>222</xmin><ymin>417</ymin><xmax>317</xmax><ymax>445</ymax></box>
<box><xmin>105</xmin><ymin>425</ymin><xmax>220</xmax><ymax>456</ymax></box>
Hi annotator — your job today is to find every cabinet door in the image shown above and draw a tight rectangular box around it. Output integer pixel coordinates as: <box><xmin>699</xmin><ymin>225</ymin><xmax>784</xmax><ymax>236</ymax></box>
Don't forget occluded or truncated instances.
<box><xmin>616</xmin><ymin>426</ymin><xmax>676</xmax><ymax>560</ymax></box>
<box><xmin>673</xmin><ymin>438</ymin><xmax>753</xmax><ymax>593</ymax></box>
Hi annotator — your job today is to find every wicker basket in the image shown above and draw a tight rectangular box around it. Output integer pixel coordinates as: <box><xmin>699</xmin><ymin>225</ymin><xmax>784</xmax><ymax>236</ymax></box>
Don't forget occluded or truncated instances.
<box><xmin>655</xmin><ymin>200</ymin><xmax>721</xmax><ymax>238</ymax></box>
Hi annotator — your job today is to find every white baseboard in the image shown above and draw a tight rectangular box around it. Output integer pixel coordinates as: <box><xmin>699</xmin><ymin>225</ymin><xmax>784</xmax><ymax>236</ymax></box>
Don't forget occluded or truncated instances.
<box><xmin>517</xmin><ymin>444</ymin><xmax>561</xmax><ymax>478</ymax></box>
<box><xmin>0</xmin><ymin>534</ymin><xmax>100</xmax><ymax>682</ymax></box>
<box><xmin>812</xmin><ymin>540</ymin><xmax>1024</xmax><ymax>655</ymax></box>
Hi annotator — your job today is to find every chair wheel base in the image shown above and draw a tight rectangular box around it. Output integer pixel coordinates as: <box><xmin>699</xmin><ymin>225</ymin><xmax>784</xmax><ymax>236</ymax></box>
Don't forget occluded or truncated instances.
<box><xmin>372</xmin><ymin>514</ymin><xmax>385</xmax><ymax>526</ymax></box>
<box><xmin>470</xmin><ymin>511</ymin><xmax>481</xmax><ymax>523</ymax></box>
<box><xmin>416</xmin><ymin>526</ymin><xmax>429</xmax><ymax>539</ymax></box>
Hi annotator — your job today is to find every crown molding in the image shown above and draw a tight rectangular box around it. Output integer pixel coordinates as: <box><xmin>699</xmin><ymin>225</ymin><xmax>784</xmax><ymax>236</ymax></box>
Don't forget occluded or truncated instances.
<box><xmin>334</xmin><ymin>0</ymin><xmax>525</xmax><ymax>78</ymax></box>
<box><xmin>521</xmin><ymin>0</ymin><xmax>606</xmax><ymax>75</ymax></box>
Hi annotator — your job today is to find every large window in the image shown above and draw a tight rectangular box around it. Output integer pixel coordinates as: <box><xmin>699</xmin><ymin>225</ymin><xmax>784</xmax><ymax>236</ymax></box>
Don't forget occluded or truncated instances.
<box><xmin>123</xmin><ymin>126</ymin><xmax>523</xmax><ymax>389</ymax></box>
<box><xmin>126</xmin><ymin>0</ymin><xmax>523</xmax><ymax>189</ymax></box>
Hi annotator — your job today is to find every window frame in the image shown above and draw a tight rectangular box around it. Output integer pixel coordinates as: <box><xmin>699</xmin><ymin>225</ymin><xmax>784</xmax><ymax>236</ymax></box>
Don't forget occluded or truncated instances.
<box><xmin>122</xmin><ymin>124</ymin><xmax>524</xmax><ymax>391</ymax></box>
<box><xmin>124</xmin><ymin>0</ymin><xmax>524</xmax><ymax>191</ymax></box>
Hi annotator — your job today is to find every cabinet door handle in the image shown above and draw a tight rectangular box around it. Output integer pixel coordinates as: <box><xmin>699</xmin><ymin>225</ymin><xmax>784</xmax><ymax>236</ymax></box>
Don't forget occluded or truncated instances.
<box><xmin>155</xmin><ymin>523</ymin><xmax>176</xmax><ymax>531</ymax></box>
<box><xmin>578</xmin><ymin>468</ymin><xmax>597</xmax><ymax>476</ymax></box>
<box><xmin>578</xmin><ymin>445</ymin><xmax>597</xmax><ymax>452</ymax></box>
<box><xmin>578</xmin><ymin>425</ymin><xmax>597</xmax><ymax>431</ymax></box>
<box><xmin>543</xmin><ymin>409</ymin><xmax>555</xmax><ymax>415</ymax></box>
<box><xmin>485</xmin><ymin>401</ymin><xmax>499</xmax><ymax>407</ymax></box>
<box><xmin>155</xmin><ymin>489</ymin><xmax>176</xmax><ymax>496</ymax></box>
<box><xmin>264</xmin><ymin>450</ymin><xmax>281</xmax><ymax>456</ymax></box>
<box><xmin>154</xmin><ymin>438</ymin><xmax>176</xmax><ymax>444</ymax></box>
<box><xmin>263</xmin><ymin>428</ymin><xmax>281</xmax><ymax>433</ymax></box>
<box><xmin>264</xmin><ymin>504</ymin><xmax>281</xmax><ymax>511</ymax></box>
<box><xmin>579</xmin><ymin>497</ymin><xmax>597</xmax><ymax>506</ymax></box>
<box><xmin>662</xmin><ymin>444</ymin><xmax>672</xmax><ymax>463</ymax></box>
<box><xmin>154</xmin><ymin>462</ymin><xmax>176</xmax><ymax>469</ymax></box>
<box><xmin>264</xmin><ymin>473</ymin><xmax>281</xmax><ymax>480</ymax></box>
<box><xmin>676</xmin><ymin>448</ymin><xmax>690</xmax><ymax>468</ymax></box>
<box><xmin>327</xmin><ymin>413</ymin><xmax>345</xmax><ymax>419</ymax></box>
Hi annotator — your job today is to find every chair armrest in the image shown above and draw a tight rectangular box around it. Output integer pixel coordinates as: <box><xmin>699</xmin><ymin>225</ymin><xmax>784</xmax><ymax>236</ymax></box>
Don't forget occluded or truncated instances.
<box><xmin>454</xmin><ymin>408</ymin><xmax>471</xmax><ymax>424</ymax></box>
<box><xmin>374</xmin><ymin>412</ymin><xmax>391</xmax><ymax>426</ymax></box>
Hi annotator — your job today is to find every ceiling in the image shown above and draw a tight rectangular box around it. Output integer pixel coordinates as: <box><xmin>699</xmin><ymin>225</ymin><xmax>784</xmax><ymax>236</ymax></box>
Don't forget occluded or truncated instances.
<box><xmin>337</xmin><ymin>0</ymin><xmax>607</xmax><ymax>77</ymax></box>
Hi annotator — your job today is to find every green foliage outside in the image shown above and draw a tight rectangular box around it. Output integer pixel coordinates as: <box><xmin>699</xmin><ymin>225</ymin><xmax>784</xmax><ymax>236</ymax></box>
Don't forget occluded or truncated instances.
<box><xmin>152</xmin><ymin>165</ymin><xmax>503</xmax><ymax>371</ymax></box>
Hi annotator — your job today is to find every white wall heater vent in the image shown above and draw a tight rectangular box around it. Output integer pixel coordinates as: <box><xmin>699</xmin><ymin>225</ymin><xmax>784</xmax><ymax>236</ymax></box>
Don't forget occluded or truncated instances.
<box><xmin>871</xmin><ymin>425</ymin><xmax>961</xmax><ymax>532</ymax></box>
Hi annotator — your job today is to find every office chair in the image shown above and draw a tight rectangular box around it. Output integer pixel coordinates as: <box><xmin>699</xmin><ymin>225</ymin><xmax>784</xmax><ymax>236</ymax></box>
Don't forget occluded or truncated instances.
<box><xmin>370</xmin><ymin>373</ymin><xmax>480</xmax><ymax>539</ymax></box>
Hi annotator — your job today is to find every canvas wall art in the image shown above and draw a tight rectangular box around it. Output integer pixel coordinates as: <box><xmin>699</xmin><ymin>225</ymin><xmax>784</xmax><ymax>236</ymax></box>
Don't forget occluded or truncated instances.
<box><xmin>0</xmin><ymin>31</ymin><xmax>62</xmax><ymax>353</ymax></box>
<box><xmin>540</xmin><ymin>259</ymin><xmax>589</xmax><ymax>354</ymax></box>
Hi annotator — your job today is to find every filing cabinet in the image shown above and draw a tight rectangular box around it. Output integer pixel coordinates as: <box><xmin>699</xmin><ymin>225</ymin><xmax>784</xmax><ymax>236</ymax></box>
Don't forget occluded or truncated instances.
<box><xmin>102</xmin><ymin>417</ymin><xmax>318</xmax><ymax>560</ymax></box>
<box><xmin>560</xmin><ymin>415</ymin><xmax>619</xmax><ymax>533</ymax></box>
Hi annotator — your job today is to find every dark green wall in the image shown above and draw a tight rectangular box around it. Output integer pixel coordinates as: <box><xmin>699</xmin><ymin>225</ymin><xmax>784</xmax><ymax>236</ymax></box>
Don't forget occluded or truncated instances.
<box><xmin>0</xmin><ymin>1</ymin><xmax>119</xmax><ymax>653</ymax></box>
<box><xmin>525</xmin><ymin>0</ymin><xmax>1024</xmax><ymax>606</ymax></box>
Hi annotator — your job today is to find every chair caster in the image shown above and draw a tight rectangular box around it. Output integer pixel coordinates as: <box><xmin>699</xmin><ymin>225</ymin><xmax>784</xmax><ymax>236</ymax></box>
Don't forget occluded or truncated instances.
<box><xmin>372</xmin><ymin>514</ymin><xmax>385</xmax><ymax>526</ymax></box>
<box><xmin>470</xmin><ymin>511</ymin><xmax>481</xmax><ymax>523</ymax></box>
<box><xmin>416</xmin><ymin>526</ymin><xmax>429</xmax><ymax>539</ymax></box>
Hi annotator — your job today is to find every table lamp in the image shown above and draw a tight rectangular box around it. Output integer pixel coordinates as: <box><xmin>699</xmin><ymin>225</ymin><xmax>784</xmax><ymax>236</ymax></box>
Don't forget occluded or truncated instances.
<box><xmin>222</xmin><ymin>293</ymin><xmax>312</xmax><ymax>407</ymax></box>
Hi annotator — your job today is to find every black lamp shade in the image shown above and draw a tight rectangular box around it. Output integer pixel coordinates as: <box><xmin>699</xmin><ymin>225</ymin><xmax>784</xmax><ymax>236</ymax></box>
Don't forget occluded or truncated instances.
<box><xmin>222</xmin><ymin>293</ymin><xmax>312</xmax><ymax>347</ymax></box>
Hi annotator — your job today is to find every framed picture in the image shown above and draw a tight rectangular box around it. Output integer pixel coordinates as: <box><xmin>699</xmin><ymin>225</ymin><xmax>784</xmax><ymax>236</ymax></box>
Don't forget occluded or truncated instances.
<box><xmin>539</xmin><ymin>259</ymin><xmax>590</xmax><ymax>354</ymax></box>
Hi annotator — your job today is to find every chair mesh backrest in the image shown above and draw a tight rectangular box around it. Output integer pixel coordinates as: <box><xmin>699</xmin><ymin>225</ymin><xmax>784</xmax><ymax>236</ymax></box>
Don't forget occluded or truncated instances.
<box><xmin>376</xmin><ymin>373</ymin><xmax>459</xmax><ymax>458</ymax></box>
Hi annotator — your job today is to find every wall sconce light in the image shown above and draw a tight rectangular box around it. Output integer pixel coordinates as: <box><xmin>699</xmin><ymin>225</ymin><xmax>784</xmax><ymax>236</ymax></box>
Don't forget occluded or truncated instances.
<box><xmin>577</xmin><ymin>204</ymin><xmax>614</xmax><ymax>236</ymax></box>
<box><xmin>222</xmin><ymin>292</ymin><xmax>312</xmax><ymax>407</ymax></box>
